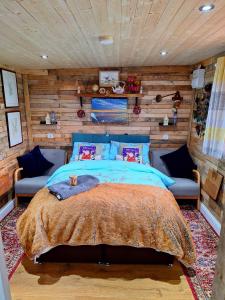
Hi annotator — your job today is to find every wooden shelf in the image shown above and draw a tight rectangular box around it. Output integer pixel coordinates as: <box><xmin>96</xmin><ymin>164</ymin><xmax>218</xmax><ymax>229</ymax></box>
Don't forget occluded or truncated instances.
<box><xmin>75</xmin><ymin>93</ymin><xmax>144</xmax><ymax>98</ymax></box>
<box><xmin>40</xmin><ymin>121</ymin><xmax>57</xmax><ymax>125</ymax></box>
<box><xmin>159</xmin><ymin>123</ymin><xmax>177</xmax><ymax>131</ymax></box>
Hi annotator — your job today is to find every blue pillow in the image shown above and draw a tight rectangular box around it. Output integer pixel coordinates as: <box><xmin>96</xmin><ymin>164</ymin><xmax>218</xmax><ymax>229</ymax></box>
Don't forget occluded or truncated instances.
<box><xmin>110</xmin><ymin>141</ymin><xmax>150</xmax><ymax>164</ymax></box>
<box><xmin>17</xmin><ymin>146</ymin><xmax>54</xmax><ymax>178</ymax></box>
<box><xmin>70</xmin><ymin>142</ymin><xmax>110</xmax><ymax>162</ymax></box>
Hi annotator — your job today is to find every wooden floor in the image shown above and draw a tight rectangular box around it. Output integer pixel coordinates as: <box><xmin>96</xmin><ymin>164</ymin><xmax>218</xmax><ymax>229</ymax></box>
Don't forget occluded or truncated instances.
<box><xmin>10</xmin><ymin>256</ymin><xmax>193</xmax><ymax>300</ymax></box>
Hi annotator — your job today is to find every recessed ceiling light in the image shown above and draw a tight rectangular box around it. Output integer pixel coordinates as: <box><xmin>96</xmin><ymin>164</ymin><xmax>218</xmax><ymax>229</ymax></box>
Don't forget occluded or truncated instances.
<box><xmin>199</xmin><ymin>4</ymin><xmax>215</xmax><ymax>12</ymax></box>
<box><xmin>99</xmin><ymin>35</ymin><xmax>113</xmax><ymax>45</ymax></box>
<box><xmin>160</xmin><ymin>50</ymin><xmax>168</xmax><ymax>56</ymax></box>
<box><xmin>41</xmin><ymin>54</ymin><xmax>48</xmax><ymax>59</ymax></box>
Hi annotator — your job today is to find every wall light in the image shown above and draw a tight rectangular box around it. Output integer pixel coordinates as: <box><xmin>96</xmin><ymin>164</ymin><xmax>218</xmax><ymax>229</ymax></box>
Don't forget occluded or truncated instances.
<box><xmin>160</xmin><ymin>50</ymin><xmax>168</xmax><ymax>56</ymax></box>
<box><xmin>99</xmin><ymin>35</ymin><xmax>113</xmax><ymax>45</ymax></box>
<box><xmin>199</xmin><ymin>4</ymin><xmax>215</xmax><ymax>12</ymax></box>
<box><xmin>41</xmin><ymin>54</ymin><xmax>48</xmax><ymax>59</ymax></box>
<box><xmin>155</xmin><ymin>91</ymin><xmax>183</xmax><ymax>103</ymax></box>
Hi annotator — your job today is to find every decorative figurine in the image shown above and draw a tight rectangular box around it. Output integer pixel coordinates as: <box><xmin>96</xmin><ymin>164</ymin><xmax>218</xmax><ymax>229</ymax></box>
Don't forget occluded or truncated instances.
<box><xmin>45</xmin><ymin>113</ymin><xmax>51</xmax><ymax>125</ymax></box>
<box><xmin>163</xmin><ymin>115</ymin><xmax>169</xmax><ymax>126</ymax></box>
<box><xmin>92</xmin><ymin>84</ymin><xmax>99</xmax><ymax>93</ymax></box>
<box><xmin>99</xmin><ymin>87</ymin><xmax>106</xmax><ymax>94</ymax></box>
<box><xmin>172</xmin><ymin>107</ymin><xmax>177</xmax><ymax>125</ymax></box>
<box><xmin>70</xmin><ymin>175</ymin><xmax>77</xmax><ymax>186</ymax></box>
<box><xmin>50</xmin><ymin>111</ymin><xmax>57</xmax><ymax>124</ymax></box>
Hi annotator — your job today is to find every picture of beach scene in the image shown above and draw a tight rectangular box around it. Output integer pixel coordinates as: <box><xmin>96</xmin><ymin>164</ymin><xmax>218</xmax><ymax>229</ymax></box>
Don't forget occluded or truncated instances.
<box><xmin>91</xmin><ymin>98</ymin><xmax>128</xmax><ymax>123</ymax></box>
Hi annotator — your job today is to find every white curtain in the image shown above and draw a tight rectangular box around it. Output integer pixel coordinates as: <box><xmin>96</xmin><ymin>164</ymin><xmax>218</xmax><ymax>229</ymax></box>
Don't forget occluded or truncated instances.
<box><xmin>203</xmin><ymin>57</ymin><xmax>225</xmax><ymax>159</ymax></box>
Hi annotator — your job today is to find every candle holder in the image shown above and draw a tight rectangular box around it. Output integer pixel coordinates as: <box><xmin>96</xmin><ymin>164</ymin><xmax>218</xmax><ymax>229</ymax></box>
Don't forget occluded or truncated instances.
<box><xmin>69</xmin><ymin>175</ymin><xmax>78</xmax><ymax>186</ymax></box>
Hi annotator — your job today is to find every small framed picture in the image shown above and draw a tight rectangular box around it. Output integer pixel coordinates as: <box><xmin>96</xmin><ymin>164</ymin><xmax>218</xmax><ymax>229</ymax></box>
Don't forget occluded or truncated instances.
<box><xmin>1</xmin><ymin>69</ymin><xmax>19</xmax><ymax>108</ymax></box>
<box><xmin>5</xmin><ymin>111</ymin><xmax>23</xmax><ymax>148</ymax></box>
<box><xmin>99</xmin><ymin>70</ymin><xmax>119</xmax><ymax>87</ymax></box>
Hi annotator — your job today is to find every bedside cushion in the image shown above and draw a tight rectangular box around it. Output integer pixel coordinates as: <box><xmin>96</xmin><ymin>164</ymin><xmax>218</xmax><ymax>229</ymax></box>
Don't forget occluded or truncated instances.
<box><xmin>15</xmin><ymin>176</ymin><xmax>49</xmax><ymax>195</ymax></box>
<box><xmin>160</xmin><ymin>145</ymin><xmax>197</xmax><ymax>179</ymax></box>
<box><xmin>70</xmin><ymin>142</ymin><xmax>110</xmax><ymax>162</ymax></box>
<box><xmin>110</xmin><ymin>141</ymin><xmax>150</xmax><ymax>164</ymax></box>
<box><xmin>17</xmin><ymin>146</ymin><xmax>54</xmax><ymax>178</ymax></box>
<box><xmin>168</xmin><ymin>177</ymin><xmax>200</xmax><ymax>197</ymax></box>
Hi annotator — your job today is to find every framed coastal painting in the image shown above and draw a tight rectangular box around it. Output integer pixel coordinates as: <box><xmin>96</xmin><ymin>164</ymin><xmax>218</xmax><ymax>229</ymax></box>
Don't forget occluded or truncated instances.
<box><xmin>1</xmin><ymin>69</ymin><xmax>19</xmax><ymax>108</ymax></box>
<box><xmin>5</xmin><ymin>111</ymin><xmax>23</xmax><ymax>147</ymax></box>
<box><xmin>99</xmin><ymin>70</ymin><xmax>119</xmax><ymax>87</ymax></box>
<box><xmin>91</xmin><ymin>97</ymin><xmax>128</xmax><ymax>123</ymax></box>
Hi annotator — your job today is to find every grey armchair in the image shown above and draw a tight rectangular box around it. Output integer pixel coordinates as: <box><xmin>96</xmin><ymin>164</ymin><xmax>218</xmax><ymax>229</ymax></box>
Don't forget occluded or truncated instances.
<box><xmin>14</xmin><ymin>148</ymin><xmax>67</xmax><ymax>206</ymax></box>
<box><xmin>151</xmin><ymin>148</ymin><xmax>200</xmax><ymax>210</ymax></box>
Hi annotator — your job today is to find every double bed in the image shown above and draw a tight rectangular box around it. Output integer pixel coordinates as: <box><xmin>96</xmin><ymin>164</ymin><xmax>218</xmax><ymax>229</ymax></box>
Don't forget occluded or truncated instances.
<box><xmin>17</xmin><ymin>133</ymin><xmax>196</xmax><ymax>267</ymax></box>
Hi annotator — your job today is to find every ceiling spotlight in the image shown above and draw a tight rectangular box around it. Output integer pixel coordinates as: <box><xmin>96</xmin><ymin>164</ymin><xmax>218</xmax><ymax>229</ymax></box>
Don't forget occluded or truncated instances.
<box><xmin>199</xmin><ymin>4</ymin><xmax>215</xmax><ymax>12</ymax></box>
<box><xmin>99</xmin><ymin>35</ymin><xmax>113</xmax><ymax>45</ymax></box>
<box><xmin>41</xmin><ymin>54</ymin><xmax>48</xmax><ymax>59</ymax></box>
<box><xmin>160</xmin><ymin>50</ymin><xmax>168</xmax><ymax>56</ymax></box>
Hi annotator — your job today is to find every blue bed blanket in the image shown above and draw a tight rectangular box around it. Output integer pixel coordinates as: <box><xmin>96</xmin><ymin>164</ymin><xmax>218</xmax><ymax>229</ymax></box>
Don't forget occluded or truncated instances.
<box><xmin>47</xmin><ymin>160</ymin><xmax>174</xmax><ymax>189</ymax></box>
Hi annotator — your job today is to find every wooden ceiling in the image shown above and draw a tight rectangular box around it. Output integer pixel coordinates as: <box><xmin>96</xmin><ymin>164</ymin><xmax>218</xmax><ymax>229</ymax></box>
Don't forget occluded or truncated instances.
<box><xmin>0</xmin><ymin>0</ymin><xmax>225</xmax><ymax>69</ymax></box>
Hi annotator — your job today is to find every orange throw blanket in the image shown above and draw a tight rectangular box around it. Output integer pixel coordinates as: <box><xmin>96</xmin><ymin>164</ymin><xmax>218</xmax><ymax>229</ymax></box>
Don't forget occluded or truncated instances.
<box><xmin>17</xmin><ymin>183</ymin><xmax>195</xmax><ymax>266</ymax></box>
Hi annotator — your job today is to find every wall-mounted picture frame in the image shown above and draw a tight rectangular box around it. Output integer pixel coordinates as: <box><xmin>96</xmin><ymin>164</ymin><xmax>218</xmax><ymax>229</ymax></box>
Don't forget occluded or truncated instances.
<box><xmin>1</xmin><ymin>69</ymin><xmax>19</xmax><ymax>108</ymax></box>
<box><xmin>5</xmin><ymin>111</ymin><xmax>23</xmax><ymax>148</ymax></box>
<box><xmin>99</xmin><ymin>70</ymin><xmax>119</xmax><ymax>87</ymax></box>
<box><xmin>91</xmin><ymin>97</ymin><xmax>128</xmax><ymax>123</ymax></box>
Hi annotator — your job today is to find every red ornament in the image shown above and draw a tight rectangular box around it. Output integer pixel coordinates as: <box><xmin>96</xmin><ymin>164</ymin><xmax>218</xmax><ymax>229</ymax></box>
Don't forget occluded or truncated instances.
<box><xmin>77</xmin><ymin>109</ymin><xmax>85</xmax><ymax>118</ymax></box>
<box><xmin>126</xmin><ymin>76</ymin><xmax>141</xmax><ymax>93</ymax></box>
<box><xmin>133</xmin><ymin>105</ymin><xmax>141</xmax><ymax>115</ymax></box>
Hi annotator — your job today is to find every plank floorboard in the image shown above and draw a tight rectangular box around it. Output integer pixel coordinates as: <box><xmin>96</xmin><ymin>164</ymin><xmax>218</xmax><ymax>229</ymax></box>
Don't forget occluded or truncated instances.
<box><xmin>10</xmin><ymin>257</ymin><xmax>193</xmax><ymax>300</ymax></box>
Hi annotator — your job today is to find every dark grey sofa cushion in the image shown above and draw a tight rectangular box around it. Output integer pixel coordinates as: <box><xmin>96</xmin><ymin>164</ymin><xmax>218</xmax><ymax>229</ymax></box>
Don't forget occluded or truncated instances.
<box><xmin>168</xmin><ymin>177</ymin><xmax>200</xmax><ymax>197</ymax></box>
<box><xmin>15</xmin><ymin>176</ymin><xmax>49</xmax><ymax>195</ymax></box>
<box><xmin>151</xmin><ymin>149</ymin><xmax>176</xmax><ymax>176</ymax></box>
<box><xmin>40</xmin><ymin>149</ymin><xmax>66</xmax><ymax>175</ymax></box>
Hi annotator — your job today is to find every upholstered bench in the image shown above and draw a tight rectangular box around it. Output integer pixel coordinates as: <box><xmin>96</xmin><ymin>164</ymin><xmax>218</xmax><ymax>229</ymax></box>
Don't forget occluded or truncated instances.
<box><xmin>14</xmin><ymin>148</ymin><xmax>67</xmax><ymax>206</ymax></box>
<box><xmin>151</xmin><ymin>148</ymin><xmax>200</xmax><ymax>210</ymax></box>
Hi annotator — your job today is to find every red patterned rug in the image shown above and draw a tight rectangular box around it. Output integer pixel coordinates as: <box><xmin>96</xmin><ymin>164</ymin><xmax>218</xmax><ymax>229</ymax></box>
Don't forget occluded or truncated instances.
<box><xmin>0</xmin><ymin>207</ymin><xmax>25</xmax><ymax>279</ymax></box>
<box><xmin>0</xmin><ymin>206</ymin><xmax>218</xmax><ymax>299</ymax></box>
<box><xmin>181</xmin><ymin>207</ymin><xmax>218</xmax><ymax>300</ymax></box>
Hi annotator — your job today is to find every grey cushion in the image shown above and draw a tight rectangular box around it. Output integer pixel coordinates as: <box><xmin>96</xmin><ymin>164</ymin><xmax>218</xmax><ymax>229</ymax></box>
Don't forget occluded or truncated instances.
<box><xmin>40</xmin><ymin>149</ymin><xmax>66</xmax><ymax>175</ymax></box>
<box><xmin>168</xmin><ymin>177</ymin><xmax>200</xmax><ymax>197</ymax></box>
<box><xmin>15</xmin><ymin>176</ymin><xmax>49</xmax><ymax>194</ymax></box>
<box><xmin>151</xmin><ymin>148</ymin><xmax>177</xmax><ymax>176</ymax></box>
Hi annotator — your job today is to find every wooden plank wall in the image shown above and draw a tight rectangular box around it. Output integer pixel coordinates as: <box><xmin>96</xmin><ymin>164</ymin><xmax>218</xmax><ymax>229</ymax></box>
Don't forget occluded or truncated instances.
<box><xmin>189</xmin><ymin>56</ymin><xmax>225</xmax><ymax>222</ymax></box>
<box><xmin>27</xmin><ymin>66</ymin><xmax>193</xmax><ymax>154</ymax></box>
<box><xmin>0</xmin><ymin>71</ymin><xmax>28</xmax><ymax>208</ymax></box>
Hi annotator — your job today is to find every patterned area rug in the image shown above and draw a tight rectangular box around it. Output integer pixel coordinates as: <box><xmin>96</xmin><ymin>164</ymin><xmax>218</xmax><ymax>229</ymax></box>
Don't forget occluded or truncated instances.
<box><xmin>181</xmin><ymin>207</ymin><xmax>218</xmax><ymax>300</ymax></box>
<box><xmin>0</xmin><ymin>206</ymin><xmax>218</xmax><ymax>299</ymax></box>
<box><xmin>0</xmin><ymin>207</ymin><xmax>25</xmax><ymax>279</ymax></box>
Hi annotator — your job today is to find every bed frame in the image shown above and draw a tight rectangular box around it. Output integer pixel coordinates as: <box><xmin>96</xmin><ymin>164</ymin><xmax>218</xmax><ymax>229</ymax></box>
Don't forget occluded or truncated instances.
<box><xmin>37</xmin><ymin>245</ymin><xmax>174</xmax><ymax>265</ymax></box>
<box><xmin>38</xmin><ymin>133</ymin><xmax>174</xmax><ymax>265</ymax></box>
